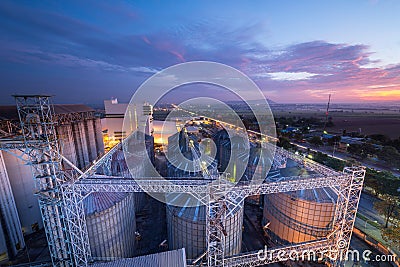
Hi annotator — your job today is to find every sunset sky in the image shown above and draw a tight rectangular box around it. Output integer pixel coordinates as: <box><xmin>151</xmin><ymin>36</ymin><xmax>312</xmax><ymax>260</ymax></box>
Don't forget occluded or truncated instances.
<box><xmin>0</xmin><ymin>0</ymin><xmax>400</xmax><ymax>104</ymax></box>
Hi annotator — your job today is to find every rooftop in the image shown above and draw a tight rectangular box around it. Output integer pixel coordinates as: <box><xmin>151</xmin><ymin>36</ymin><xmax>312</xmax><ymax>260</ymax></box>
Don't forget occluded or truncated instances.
<box><xmin>91</xmin><ymin>248</ymin><xmax>187</xmax><ymax>267</ymax></box>
<box><xmin>0</xmin><ymin>104</ymin><xmax>94</xmax><ymax>121</ymax></box>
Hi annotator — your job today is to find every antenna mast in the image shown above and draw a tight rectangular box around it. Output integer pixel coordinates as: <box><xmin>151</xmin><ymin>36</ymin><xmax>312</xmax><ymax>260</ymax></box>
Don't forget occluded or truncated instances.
<box><xmin>323</xmin><ymin>93</ymin><xmax>331</xmax><ymax>132</ymax></box>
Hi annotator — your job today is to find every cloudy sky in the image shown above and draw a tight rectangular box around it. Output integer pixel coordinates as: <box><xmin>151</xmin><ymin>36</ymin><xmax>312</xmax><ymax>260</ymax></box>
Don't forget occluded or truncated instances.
<box><xmin>1</xmin><ymin>0</ymin><xmax>400</xmax><ymax>104</ymax></box>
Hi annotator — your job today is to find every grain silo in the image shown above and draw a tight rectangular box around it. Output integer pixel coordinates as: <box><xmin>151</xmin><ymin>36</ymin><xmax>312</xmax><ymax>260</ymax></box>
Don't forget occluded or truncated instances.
<box><xmin>0</xmin><ymin>151</ymin><xmax>25</xmax><ymax>261</ymax></box>
<box><xmin>167</xmin><ymin>129</ymin><xmax>218</xmax><ymax>179</ymax></box>
<box><xmin>1</xmin><ymin>150</ymin><xmax>43</xmax><ymax>236</ymax></box>
<box><xmin>111</xmin><ymin>149</ymin><xmax>147</xmax><ymax>213</ymax></box>
<box><xmin>213</xmin><ymin>129</ymin><xmax>274</xmax><ymax>182</ymax></box>
<box><xmin>166</xmin><ymin>125</ymin><xmax>243</xmax><ymax>260</ymax></box>
<box><xmin>0</xmin><ymin>104</ymin><xmax>105</xmax><ymax>258</ymax></box>
<box><xmin>262</xmin><ymin>163</ymin><xmax>336</xmax><ymax>245</ymax></box>
<box><xmin>166</xmin><ymin>195</ymin><xmax>243</xmax><ymax>260</ymax></box>
<box><xmin>54</xmin><ymin>105</ymin><xmax>104</xmax><ymax>170</ymax></box>
<box><xmin>84</xmin><ymin>193</ymin><xmax>136</xmax><ymax>259</ymax></box>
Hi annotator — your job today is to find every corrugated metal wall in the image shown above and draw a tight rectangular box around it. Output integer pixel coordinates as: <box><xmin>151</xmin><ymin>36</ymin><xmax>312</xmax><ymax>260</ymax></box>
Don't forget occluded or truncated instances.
<box><xmin>0</xmin><ymin>151</ymin><xmax>25</xmax><ymax>260</ymax></box>
<box><xmin>85</xmin><ymin>193</ymin><xmax>136</xmax><ymax>259</ymax></box>
<box><xmin>263</xmin><ymin>190</ymin><xmax>335</xmax><ymax>244</ymax></box>
<box><xmin>166</xmin><ymin>203</ymin><xmax>243</xmax><ymax>260</ymax></box>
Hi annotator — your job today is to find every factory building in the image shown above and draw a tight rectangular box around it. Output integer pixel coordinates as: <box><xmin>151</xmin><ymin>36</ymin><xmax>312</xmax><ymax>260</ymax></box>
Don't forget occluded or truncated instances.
<box><xmin>101</xmin><ymin>98</ymin><xmax>129</xmax><ymax>144</ymax></box>
<box><xmin>0</xmin><ymin>100</ymin><xmax>344</xmax><ymax>265</ymax></box>
<box><xmin>102</xmin><ymin>98</ymin><xmax>153</xmax><ymax>149</ymax></box>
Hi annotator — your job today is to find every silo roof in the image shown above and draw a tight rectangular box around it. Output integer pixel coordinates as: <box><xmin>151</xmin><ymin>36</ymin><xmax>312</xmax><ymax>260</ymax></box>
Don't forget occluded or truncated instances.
<box><xmin>53</xmin><ymin>104</ymin><xmax>94</xmax><ymax>114</ymax></box>
<box><xmin>83</xmin><ymin>192</ymin><xmax>129</xmax><ymax>216</ymax></box>
<box><xmin>166</xmin><ymin>195</ymin><xmax>206</xmax><ymax>221</ymax></box>
<box><xmin>266</xmin><ymin>162</ymin><xmax>337</xmax><ymax>203</ymax></box>
<box><xmin>166</xmin><ymin>193</ymin><xmax>243</xmax><ymax>222</ymax></box>
<box><xmin>91</xmin><ymin>248</ymin><xmax>187</xmax><ymax>267</ymax></box>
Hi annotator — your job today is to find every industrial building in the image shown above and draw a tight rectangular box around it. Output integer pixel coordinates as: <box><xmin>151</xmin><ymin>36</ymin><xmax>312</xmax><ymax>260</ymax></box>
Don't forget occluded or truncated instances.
<box><xmin>0</xmin><ymin>96</ymin><xmax>365</xmax><ymax>267</ymax></box>
<box><xmin>102</xmin><ymin>98</ymin><xmax>153</xmax><ymax>149</ymax></box>
<box><xmin>0</xmin><ymin>104</ymin><xmax>107</xmax><ymax>261</ymax></box>
<box><xmin>101</xmin><ymin>98</ymin><xmax>129</xmax><ymax>145</ymax></box>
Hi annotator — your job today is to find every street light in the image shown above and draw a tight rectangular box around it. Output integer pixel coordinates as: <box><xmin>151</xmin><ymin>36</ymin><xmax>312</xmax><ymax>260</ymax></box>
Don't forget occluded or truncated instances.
<box><xmin>364</xmin><ymin>219</ymin><xmax>378</xmax><ymax>230</ymax></box>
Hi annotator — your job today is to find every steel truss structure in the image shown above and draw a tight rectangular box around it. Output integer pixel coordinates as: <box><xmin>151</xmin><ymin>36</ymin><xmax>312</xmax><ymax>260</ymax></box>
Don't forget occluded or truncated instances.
<box><xmin>14</xmin><ymin>95</ymin><xmax>73</xmax><ymax>266</ymax></box>
<box><xmin>53</xmin><ymin>110</ymin><xmax>96</xmax><ymax>125</ymax></box>
<box><xmin>0</xmin><ymin>95</ymin><xmax>365</xmax><ymax>267</ymax></box>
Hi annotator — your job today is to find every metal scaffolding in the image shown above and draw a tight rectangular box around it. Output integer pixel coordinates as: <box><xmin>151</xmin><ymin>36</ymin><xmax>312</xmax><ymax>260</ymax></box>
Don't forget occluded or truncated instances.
<box><xmin>0</xmin><ymin>95</ymin><xmax>366</xmax><ymax>267</ymax></box>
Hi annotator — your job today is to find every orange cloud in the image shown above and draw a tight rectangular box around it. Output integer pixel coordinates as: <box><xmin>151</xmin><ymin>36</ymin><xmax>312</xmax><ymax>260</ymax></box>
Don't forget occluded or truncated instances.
<box><xmin>352</xmin><ymin>88</ymin><xmax>400</xmax><ymax>100</ymax></box>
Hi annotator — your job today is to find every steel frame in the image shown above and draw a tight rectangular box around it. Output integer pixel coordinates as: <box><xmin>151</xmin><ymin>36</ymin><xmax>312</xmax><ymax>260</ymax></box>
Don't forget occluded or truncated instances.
<box><xmin>13</xmin><ymin>95</ymin><xmax>72</xmax><ymax>266</ymax></box>
<box><xmin>53</xmin><ymin>111</ymin><xmax>96</xmax><ymax>126</ymax></box>
<box><xmin>0</xmin><ymin>96</ymin><xmax>365</xmax><ymax>267</ymax></box>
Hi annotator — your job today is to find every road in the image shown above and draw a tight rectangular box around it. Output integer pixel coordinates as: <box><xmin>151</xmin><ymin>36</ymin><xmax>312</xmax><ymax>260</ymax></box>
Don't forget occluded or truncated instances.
<box><xmin>346</xmin><ymin>235</ymin><xmax>393</xmax><ymax>267</ymax></box>
<box><xmin>291</xmin><ymin>141</ymin><xmax>400</xmax><ymax>178</ymax></box>
<box><xmin>358</xmin><ymin>193</ymin><xmax>386</xmax><ymax>226</ymax></box>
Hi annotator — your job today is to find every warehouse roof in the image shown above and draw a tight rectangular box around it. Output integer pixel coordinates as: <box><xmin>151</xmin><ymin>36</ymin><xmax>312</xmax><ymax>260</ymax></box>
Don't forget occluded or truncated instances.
<box><xmin>91</xmin><ymin>248</ymin><xmax>187</xmax><ymax>267</ymax></box>
<box><xmin>0</xmin><ymin>104</ymin><xmax>94</xmax><ymax>120</ymax></box>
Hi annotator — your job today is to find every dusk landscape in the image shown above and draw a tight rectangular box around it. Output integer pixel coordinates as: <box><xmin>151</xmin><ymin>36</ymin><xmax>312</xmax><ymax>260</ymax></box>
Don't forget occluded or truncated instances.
<box><xmin>0</xmin><ymin>1</ymin><xmax>399</xmax><ymax>267</ymax></box>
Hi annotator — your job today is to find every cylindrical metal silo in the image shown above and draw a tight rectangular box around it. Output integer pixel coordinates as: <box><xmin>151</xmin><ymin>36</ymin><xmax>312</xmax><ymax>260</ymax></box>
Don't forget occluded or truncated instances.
<box><xmin>57</xmin><ymin>124</ymin><xmax>79</xmax><ymax>168</ymax></box>
<box><xmin>0</xmin><ymin>151</ymin><xmax>25</xmax><ymax>260</ymax></box>
<box><xmin>166</xmin><ymin>196</ymin><xmax>243</xmax><ymax>260</ymax></box>
<box><xmin>84</xmin><ymin>119</ymin><xmax>98</xmax><ymax>161</ymax></box>
<box><xmin>111</xmin><ymin>149</ymin><xmax>147</xmax><ymax>213</ymax></box>
<box><xmin>93</xmin><ymin>118</ymin><xmax>105</xmax><ymax>157</ymax></box>
<box><xmin>0</xmin><ymin>227</ymin><xmax>7</xmax><ymax>261</ymax></box>
<box><xmin>84</xmin><ymin>192</ymin><xmax>136</xmax><ymax>259</ymax></box>
<box><xmin>0</xmin><ymin>106</ymin><xmax>106</xmax><ymax>261</ymax></box>
<box><xmin>1</xmin><ymin>150</ymin><xmax>43</xmax><ymax>236</ymax></box>
<box><xmin>263</xmin><ymin>188</ymin><xmax>336</xmax><ymax>245</ymax></box>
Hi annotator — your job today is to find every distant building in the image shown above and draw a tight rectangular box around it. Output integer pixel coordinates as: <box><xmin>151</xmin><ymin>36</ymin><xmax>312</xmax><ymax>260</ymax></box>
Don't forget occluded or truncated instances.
<box><xmin>336</xmin><ymin>136</ymin><xmax>364</xmax><ymax>153</ymax></box>
<box><xmin>101</xmin><ymin>98</ymin><xmax>153</xmax><ymax>149</ymax></box>
<box><xmin>101</xmin><ymin>98</ymin><xmax>129</xmax><ymax>145</ymax></box>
